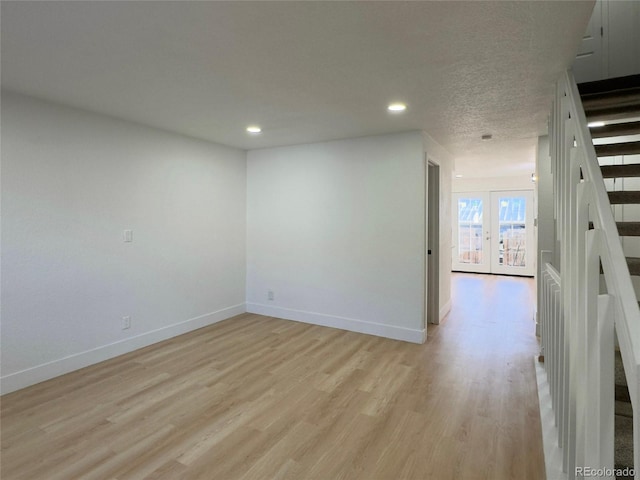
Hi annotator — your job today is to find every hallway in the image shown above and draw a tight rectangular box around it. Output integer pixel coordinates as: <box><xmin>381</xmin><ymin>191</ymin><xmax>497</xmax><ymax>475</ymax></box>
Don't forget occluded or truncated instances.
<box><xmin>1</xmin><ymin>273</ymin><xmax>545</xmax><ymax>479</ymax></box>
<box><xmin>425</xmin><ymin>272</ymin><xmax>543</xmax><ymax>478</ymax></box>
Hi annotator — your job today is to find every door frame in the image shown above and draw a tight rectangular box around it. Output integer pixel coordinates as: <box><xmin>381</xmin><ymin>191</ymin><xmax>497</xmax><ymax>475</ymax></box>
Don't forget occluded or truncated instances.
<box><xmin>424</xmin><ymin>155</ymin><xmax>442</xmax><ymax>332</ymax></box>
<box><xmin>426</xmin><ymin>161</ymin><xmax>440</xmax><ymax>325</ymax></box>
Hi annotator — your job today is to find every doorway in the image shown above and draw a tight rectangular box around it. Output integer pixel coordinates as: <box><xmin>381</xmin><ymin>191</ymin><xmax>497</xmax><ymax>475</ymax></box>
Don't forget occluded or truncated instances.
<box><xmin>452</xmin><ymin>190</ymin><xmax>534</xmax><ymax>276</ymax></box>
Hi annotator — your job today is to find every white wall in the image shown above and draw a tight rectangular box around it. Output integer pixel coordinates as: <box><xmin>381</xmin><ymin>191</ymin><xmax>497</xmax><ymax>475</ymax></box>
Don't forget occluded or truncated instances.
<box><xmin>1</xmin><ymin>94</ymin><xmax>454</xmax><ymax>392</ymax></box>
<box><xmin>536</xmin><ymin>136</ymin><xmax>554</xmax><ymax>261</ymax></box>
<box><xmin>607</xmin><ymin>0</ymin><xmax>640</xmax><ymax>78</ymax></box>
<box><xmin>246</xmin><ymin>131</ymin><xmax>442</xmax><ymax>343</ymax></box>
<box><xmin>453</xmin><ymin>174</ymin><xmax>535</xmax><ymax>193</ymax></box>
<box><xmin>1</xmin><ymin>91</ymin><xmax>247</xmax><ymax>393</ymax></box>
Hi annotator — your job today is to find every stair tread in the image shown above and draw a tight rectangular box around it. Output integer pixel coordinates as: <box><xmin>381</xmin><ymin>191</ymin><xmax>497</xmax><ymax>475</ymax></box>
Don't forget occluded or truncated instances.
<box><xmin>615</xmin><ymin>414</ymin><xmax>634</xmax><ymax>470</ymax></box>
<box><xmin>626</xmin><ymin>256</ymin><xmax>640</xmax><ymax>275</ymax></box>
<box><xmin>591</xmin><ymin>121</ymin><xmax>640</xmax><ymax>139</ymax></box>
<box><xmin>616</xmin><ymin>384</ymin><xmax>631</xmax><ymax>403</ymax></box>
<box><xmin>608</xmin><ymin>191</ymin><xmax>640</xmax><ymax>204</ymax></box>
<box><xmin>583</xmin><ymin>88</ymin><xmax>640</xmax><ymax>111</ymax></box>
<box><xmin>586</xmin><ymin>104</ymin><xmax>640</xmax><ymax>122</ymax></box>
<box><xmin>596</xmin><ymin>141</ymin><xmax>640</xmax><ymax>157</ymax></box>
<box><xmin>616</xmin><ymin>222</ymin><xmax>640</xmax><ymax>236</ymax></box>
<box><xmin>600</xmin><ymin>164</ymin><xmax>640</xmax><ymax>178</ymax></box>
<box><xmin>616</xmin><ymin>400</ymin><xmax>633</xmax><ymax>419</ymax></box>
<box><xmin>615</xmin><ymin>350</ymin><xmax>628</xmax><ymax>387</ymax></box>
<box><xmin>578</xmin><ymin>74</ymin><xmax>640</xmax><ymax>96</ymax></box>
<box><xmin>589</xmin><ymin>220</ymin><xmax>640</xmax><ymax>236</ymax></box>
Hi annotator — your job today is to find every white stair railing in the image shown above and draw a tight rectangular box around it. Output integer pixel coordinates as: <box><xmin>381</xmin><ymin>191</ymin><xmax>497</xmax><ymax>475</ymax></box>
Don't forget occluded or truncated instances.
<box><xmin>540</xmin><ymin>70</ymin><xmax>639</xmax><ymax>479</ymax></box>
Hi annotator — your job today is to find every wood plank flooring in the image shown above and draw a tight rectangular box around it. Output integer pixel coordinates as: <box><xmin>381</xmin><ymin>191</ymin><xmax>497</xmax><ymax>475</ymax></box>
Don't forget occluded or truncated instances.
<box><xmin>1</xmin><ymin>273</ymin><xmax>545</xmax><ymax>479</ymax></box>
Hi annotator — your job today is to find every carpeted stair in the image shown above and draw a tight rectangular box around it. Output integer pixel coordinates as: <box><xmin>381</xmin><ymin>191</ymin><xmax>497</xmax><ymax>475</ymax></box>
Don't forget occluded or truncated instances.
<box><xmin>579</xmin><ymin>74</ymin><xmax>640</xmax><ymax>479</ymax></box>
<box><xmin>615</xmin><ymin>350</ymin><xmax>634</xmax><ymax>479</ymax></box>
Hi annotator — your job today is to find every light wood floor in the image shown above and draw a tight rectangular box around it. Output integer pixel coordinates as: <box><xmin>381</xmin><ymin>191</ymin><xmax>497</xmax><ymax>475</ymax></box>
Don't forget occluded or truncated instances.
<box><xmin>1</xmin><ymin>273</ymin><xmax>545</xmax><ymax>479</ymax></box>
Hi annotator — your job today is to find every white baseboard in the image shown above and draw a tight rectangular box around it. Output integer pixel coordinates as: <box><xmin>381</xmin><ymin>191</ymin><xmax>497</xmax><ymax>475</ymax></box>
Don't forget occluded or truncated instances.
<box><xmin>535</xmin><ymin>357</ymin><xmax>567</xmax><ymax>480</ymax></box>
<box><xmin>439</xmin><ymin>299</ymin><xmax>452</xmax><ymax>322</ymax></box>
<box><xmin>0</xmin><ymin>304</ymin><xmax>246</xmax><ymax>395</ymax></box>
<box><xmin>246</xmin><ymin>303</ymin><xmax>425</xmax><ymax>344</ymax></box>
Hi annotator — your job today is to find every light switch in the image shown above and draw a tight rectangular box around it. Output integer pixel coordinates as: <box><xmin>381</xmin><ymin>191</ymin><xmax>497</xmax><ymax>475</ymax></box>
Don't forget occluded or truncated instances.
<box><xmin>123</xmin><ymin>230</ymin><xmax>133</xmax><ymax>243</ymax></box>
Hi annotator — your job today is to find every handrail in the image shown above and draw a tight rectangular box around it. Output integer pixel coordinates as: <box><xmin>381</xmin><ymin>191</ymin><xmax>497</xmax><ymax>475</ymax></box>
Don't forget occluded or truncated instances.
<box><xmin>540</xmin><ymin>69</ymin><xmax>640</xmax><ymax>480</ymax></box>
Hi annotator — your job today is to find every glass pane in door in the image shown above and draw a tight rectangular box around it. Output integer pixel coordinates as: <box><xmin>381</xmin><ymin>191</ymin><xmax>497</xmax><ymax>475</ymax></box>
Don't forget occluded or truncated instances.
<box><xmin>496</xmin><ymin>196</ymin><xmax>527</xmax><ymax>268</ymax></box>
<box><xmin>457</xmin><ymin>198</ymin><xmax>484</xmax><ymax>265</ymax></box>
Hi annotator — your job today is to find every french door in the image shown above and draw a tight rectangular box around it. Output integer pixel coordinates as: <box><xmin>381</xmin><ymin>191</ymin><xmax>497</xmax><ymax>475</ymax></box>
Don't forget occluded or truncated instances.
<box><xmin>452</xmin><ymin>191</ymin><xmax>534</xmax><ymax>276</ymax></box>
<box><xmin>452</xmin><ymin>193</ymin><xmax>490</xmax><ymax>273</ymax></box>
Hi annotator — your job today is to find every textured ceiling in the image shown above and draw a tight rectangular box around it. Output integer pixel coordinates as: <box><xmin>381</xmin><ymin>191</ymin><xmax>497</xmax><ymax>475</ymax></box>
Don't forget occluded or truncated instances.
<box><xmin>1</xmin><ymin>1</ymin><xmax>594</xmax><ymax>177</ymax></box>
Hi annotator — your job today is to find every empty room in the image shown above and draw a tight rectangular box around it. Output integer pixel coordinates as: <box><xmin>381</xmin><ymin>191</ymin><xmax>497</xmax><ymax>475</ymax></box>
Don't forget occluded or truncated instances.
<box><xmin>4</xmin><ymin>1</ymin><xmax>628</xmax><ymax>479</ymax></box>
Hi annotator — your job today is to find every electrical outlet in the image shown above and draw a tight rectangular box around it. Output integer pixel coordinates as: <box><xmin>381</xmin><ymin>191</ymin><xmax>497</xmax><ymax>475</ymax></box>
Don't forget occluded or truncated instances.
<box><xmin>123</xmin><ymin>230</ymin><xmax>133</xmax><ymax>243</ymax></box>
<box><xmin>122</xmin><ymin>316</ymin><xmax>131</xmax><ymax>330</ymax></box>
<box><xmin>267</xmin><ymin>290</ymin><xmax>274</xmax><ymax>301</ymax></box>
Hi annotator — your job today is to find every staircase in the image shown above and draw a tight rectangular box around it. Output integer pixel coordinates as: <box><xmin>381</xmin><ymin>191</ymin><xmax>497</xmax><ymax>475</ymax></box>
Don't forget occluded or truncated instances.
<box><xmin>578</xmin><ymin>73</ymin><xmax>640</xmax><ymax>479</ymax></box>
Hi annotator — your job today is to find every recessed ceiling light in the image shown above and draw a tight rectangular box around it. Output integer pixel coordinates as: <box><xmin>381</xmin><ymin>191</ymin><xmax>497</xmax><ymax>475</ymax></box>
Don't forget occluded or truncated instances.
<box><xmin>455</xmin><ymin>174</ymin><xmax>463</xmax><ymax>178</ymax></box>
<box><xmin>588</xmin><ymin>121</ymin><xmax>605</xmax><ymax>128</ymax></box>
<box><xmin>481</xmin><ymin>134</ymin><xmax>492</xmax><ymax>141</ymax></box>
<box><xmin>246</xmin><ymin>126</ymin><xmax>262</xmax><ymax>134</ymax></box>
<box><xmin>387</xmin><ymin>103</ymin><xmax>407</xmax><ymax>113</ymax></box>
